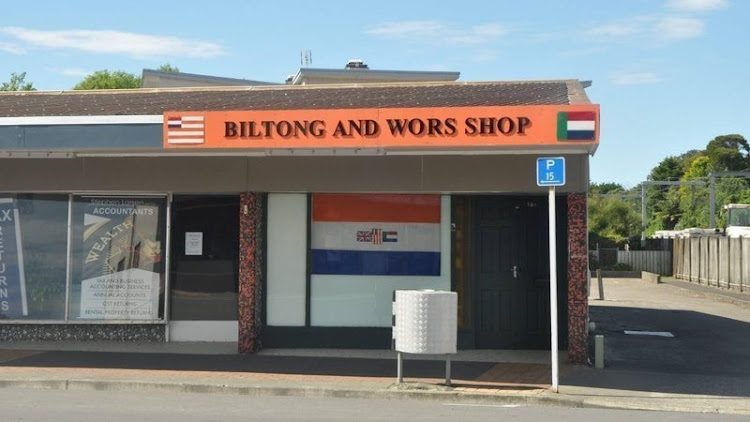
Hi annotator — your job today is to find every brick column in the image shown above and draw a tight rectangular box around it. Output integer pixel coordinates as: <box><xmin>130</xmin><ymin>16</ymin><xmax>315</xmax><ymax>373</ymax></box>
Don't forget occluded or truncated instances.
<box><xmin>238</xmin><ymin>193</ymin><xmax>264</xmax><ymax>354</ymax></box>
<box><xmin>567</xmin><ymin>193</ymin><xmax>589</xmax><ymax>364</ymax></box>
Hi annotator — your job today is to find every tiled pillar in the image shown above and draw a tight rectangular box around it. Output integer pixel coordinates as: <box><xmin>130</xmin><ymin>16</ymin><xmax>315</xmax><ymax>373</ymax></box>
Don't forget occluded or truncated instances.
<box><xmin>567</xmin><ymin>193</ymin><xmax>589</xmax><ymax>364</ymax></box>
<box><xmin>238</xmin><ymin>193</ymin><xmax>264</xmax><ymax>354</ymax></box>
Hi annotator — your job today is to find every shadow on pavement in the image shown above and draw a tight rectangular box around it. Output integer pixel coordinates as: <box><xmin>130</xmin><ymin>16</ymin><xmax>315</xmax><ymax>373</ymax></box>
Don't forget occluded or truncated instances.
<box><xmin>1</xmin><ymin>351</ymin><xmax>494</xmax><ymax>380</ymax></box>
<box><xmin>564</xmin><ymin>304</ymin><xmax>750</xmax><ymax>397</ymax></box>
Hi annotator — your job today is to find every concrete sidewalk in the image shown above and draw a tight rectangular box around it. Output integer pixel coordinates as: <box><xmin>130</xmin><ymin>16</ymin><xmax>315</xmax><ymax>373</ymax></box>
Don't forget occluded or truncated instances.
<box><xmin>0</xmin><ymin>345</ymin><xmax>748</xmax><ymax>415</ymax></box>
<box><xmin>1</xmin><ymin>276</ymin><xmax>748</xmax><ymax>414</ymax></box>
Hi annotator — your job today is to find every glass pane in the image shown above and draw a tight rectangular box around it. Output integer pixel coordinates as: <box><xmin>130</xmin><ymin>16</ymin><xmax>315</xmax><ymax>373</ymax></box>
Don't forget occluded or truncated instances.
<box><xmin>310</xmin><ymin>194</ymin><xmax>448</xmax><ymax>327</ymax></box>
<box><xmin>0</xmin><ymin>194</ymin><xmax>68</xmax><ymax>320</ymax></box>
<box><xmin>69</xmin><ymin>196</ymin><xmax>167</xmax><ymax>320</ymax></box>
<box><xmin>169</xmin><ymin>196</ymin><xmax>239</xmax><ymax>321</ymax></box>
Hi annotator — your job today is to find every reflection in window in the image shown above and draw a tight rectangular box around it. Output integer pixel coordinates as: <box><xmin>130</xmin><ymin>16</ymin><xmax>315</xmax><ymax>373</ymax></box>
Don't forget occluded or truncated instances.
<box><xmin>69</xmin><ymin>196</ymin><xmax>167</xmax><ymax>321</ymax></box>
<box><xmin>0</xmin><ymin>194</ymin><xmax>68</xmax><ymax>320</ymax></box>
<box><xmin>169</xmin><ymin>196</ymin><xmax>239</xmax><ymax>321</ymax></box>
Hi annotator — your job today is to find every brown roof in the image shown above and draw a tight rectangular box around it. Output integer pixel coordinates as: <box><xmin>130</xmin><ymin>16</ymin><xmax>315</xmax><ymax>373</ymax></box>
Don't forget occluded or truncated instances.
<box><xmin>0</xmin><ymin>80</ymin><xmax>589</xmax><ymax>117</ymax></box>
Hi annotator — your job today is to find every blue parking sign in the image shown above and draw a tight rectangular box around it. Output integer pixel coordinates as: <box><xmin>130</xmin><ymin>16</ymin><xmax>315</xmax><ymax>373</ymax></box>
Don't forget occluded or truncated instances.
<box><xmin>537</xmin><ymin>157</ymin><xmax>565</xmax><ymax>187</ymax></box>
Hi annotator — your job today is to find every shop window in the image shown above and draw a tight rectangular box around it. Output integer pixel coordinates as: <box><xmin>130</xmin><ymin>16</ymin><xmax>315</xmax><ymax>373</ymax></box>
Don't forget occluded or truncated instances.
<box><xmin>0</xmin><ymin>195</ymin><xmax>68</xmax><ymax>320</ymax></box>
<box><xmin>169</xmin><ymin>196</ymin><xmax>239</xmax><ymax>321</ymax></box>
<box><xmin>69</xmin><ymin>196</ymin><xmax>167</xmax><ymax>321</ymax></box>
<box><xmin>309</xmin><ymin>194</ymin><xmax>450</xmax><ymax>327</ymax></box>
<box><xmin>311</xmin><ymin>194</ymin><xmax>442</xmax><ymax>276</ymax></box>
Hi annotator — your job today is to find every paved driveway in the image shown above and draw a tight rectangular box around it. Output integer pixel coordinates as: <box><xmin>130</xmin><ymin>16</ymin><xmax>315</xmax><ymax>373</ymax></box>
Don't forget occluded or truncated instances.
<box><xmin>564</xmin><ymin>277</ymin><xmax>750</xmax><ymax>397</ymax></box>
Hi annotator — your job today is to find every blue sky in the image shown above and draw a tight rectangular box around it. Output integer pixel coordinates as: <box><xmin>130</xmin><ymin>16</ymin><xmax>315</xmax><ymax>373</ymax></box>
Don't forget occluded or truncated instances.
<box><xmin>1</xmin><ymin>0</ymin><xmax>748</xmax><ymax>187</ymax></box>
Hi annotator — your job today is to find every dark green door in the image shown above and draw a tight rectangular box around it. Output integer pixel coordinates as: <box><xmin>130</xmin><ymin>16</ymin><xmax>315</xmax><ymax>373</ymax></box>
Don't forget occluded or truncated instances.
<box><xmin>475</xmin><ymin>196</ymin><xmax>550</xmax><ymax>349</ymax></box>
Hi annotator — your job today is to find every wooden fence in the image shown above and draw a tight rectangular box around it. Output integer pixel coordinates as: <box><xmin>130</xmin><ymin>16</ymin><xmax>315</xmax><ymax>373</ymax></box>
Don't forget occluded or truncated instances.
<box><xmin>616</xmin><ymin>250</ymin><xmax>672</xmax><ymax>275</ymax></box>
<box><xmin>673</xmin><ymin>236</ymin><xmax>750</xmax><ymax>291</ymax></box>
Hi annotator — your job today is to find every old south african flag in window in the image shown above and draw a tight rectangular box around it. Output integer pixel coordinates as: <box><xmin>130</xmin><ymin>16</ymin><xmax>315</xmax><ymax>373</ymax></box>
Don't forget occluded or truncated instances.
<box><xmin>557</xmin><ymin>111</ymin><xmax>597</xmax><ymax>141</ymax></box>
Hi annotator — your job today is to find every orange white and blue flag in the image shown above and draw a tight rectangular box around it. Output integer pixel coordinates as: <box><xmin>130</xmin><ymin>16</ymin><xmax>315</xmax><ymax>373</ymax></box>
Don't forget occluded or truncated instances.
<box><xmin>166</xmin><ymin>115</ymin><xmax>205</xmax><ymax>144</ymax></box>
<box><xmin>311</xmin><ymin>194</ymin><xmax>441</xmax><ymax>276</ymax></box>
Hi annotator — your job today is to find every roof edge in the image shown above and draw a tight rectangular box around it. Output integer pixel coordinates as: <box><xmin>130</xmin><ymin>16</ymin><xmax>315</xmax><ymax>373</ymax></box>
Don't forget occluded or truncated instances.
<box><xmin>0</xmin><ymin>78</ymin><xmax>590</xmax><ymax>97</ymax></box>
<box><xmin>141</xmin><ymin>69</ymin><xmax>278</xmax><ymax>86</ymax></box>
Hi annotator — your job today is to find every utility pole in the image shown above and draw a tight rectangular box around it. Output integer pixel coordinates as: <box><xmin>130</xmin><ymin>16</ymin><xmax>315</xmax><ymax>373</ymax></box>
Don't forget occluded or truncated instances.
<box><xmin>708</xmin><ymin>171</ymin><xmax>750</xmax><ymax>228</ymax></box>
<box><xmin>640</xmin><ymin>180</ymin><xmax>705</xmax><ymax>247</ymax></box>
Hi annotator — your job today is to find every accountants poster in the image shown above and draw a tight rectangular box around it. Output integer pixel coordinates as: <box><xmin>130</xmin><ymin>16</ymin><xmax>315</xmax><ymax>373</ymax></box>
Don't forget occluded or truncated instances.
<box><xmin>76</xmin><ymin>197</ymin><xmax>165</xmax><ymax>320</ymax></box>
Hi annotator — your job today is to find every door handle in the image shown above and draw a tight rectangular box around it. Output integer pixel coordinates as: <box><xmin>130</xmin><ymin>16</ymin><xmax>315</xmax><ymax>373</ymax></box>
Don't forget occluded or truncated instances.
<box><xmin>511</xmin><ymin>265</ymin><xmax>518</xmax><ymax>278</ymax></box>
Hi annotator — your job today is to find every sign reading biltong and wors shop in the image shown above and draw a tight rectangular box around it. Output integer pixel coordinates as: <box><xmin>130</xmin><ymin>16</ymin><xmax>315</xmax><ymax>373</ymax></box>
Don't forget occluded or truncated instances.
<box><xmin>75</xmin><ymin>196</ymin><xmax>166</xmax><ymax>320</ymax></box>
<box><xmin>163</xmin><ymin>105</ymin><xmax>599</xmax><ymax>149</ymax></box>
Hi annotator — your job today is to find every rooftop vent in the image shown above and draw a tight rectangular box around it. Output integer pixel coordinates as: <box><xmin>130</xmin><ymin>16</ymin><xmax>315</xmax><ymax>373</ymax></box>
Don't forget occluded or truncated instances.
<box><xmin>345</xmin><ymin>59</ymin><xmax>369</xmax><ymax>70</ymax></box>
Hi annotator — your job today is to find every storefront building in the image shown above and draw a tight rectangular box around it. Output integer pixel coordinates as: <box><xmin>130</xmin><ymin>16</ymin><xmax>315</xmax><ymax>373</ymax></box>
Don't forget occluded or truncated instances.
<box><xmin>0</xmin><ymin>80</ymin><xmax>597</xmax><ymax>363</ymax></box>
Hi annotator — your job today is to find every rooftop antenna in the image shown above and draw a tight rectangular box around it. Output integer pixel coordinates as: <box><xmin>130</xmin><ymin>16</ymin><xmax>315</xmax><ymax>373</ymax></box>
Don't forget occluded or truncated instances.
<box><xmin>301</xmin><ymin>50</ymin><xmax>312</xmax><ymax>67</ymax></box>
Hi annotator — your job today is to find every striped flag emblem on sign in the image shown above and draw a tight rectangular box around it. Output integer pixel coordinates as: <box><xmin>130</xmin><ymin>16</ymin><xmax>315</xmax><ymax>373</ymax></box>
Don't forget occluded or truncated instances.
<box><xmin>166</xmin><ymin>115</ymin><xmax>205</xmax><ymax>144</ymax></box>
<box><xmin>557</xmin><ymin>111</ymin><xmax>596</xmax><ymax>141</ymax></box>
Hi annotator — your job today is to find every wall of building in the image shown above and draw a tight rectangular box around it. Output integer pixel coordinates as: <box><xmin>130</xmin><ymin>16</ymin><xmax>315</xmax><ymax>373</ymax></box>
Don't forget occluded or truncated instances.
<box><xmin>0</xmin><ymin>154</ymin><xmax>588</xmax><ymax>194</ymax></box>
<box><xmin>266</xmin><ymin>194</ymin><xmax>307</xmax><ymax>326</ymax></box>
<box><xmin>0</xmin><ymin>324</ymin><xmax>165</xmax><ymax>342</ymax></box>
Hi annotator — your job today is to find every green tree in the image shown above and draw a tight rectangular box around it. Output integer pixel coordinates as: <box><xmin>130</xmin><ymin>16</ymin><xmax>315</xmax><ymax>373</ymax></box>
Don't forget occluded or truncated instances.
<box><xmin>157</xmin><ymin>63</ymin><xmax>180</xmax><ymax>73</ymax></box>
<box><xmin>588</xmin><ymin>195</ymin><xmax>641</xmax><ymax>248</ymax></box>
<box><xmin>73</xmin><ymin>70</ymin><xmax>141</xmax><ymax>90</ymax></box>
<box><xmin>639</xmin><ymin>134</ymin><xmax>750</xmax><ymax>233</ymax></box>
<box><xmin>1</xmin><ymin>72</ymin><xmax>36</xmax><ymax>91</ymax></box>
<box><xmin>590</xmin><ymin>182</ymin><xmax>625</xmax><ymax>195</ymax></box>
<box><xmin>705</xmin><ymin>134</ymin><xmax>750</xmax><ymax>171</ymax></box>
<box><xmin>645</xmin><ymin>156</ymin><xmax>685</xmax><ymax>232</ymax></box>
<box><xmin>675</xmin><ymin>155</ymin><xmax>713</xmax><ymax>228</ymax></box>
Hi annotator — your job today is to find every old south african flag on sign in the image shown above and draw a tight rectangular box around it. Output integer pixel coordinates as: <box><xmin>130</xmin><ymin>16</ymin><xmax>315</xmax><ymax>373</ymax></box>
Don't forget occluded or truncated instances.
<box><xmin>166</xmin><ymin>115</ymin><xmax>205</xmax><ymax>145</ymax></box>
<box><xmin>557</xmin><ymin>111</ymin><xmax>596</xmax><ymax>141</ymax></box>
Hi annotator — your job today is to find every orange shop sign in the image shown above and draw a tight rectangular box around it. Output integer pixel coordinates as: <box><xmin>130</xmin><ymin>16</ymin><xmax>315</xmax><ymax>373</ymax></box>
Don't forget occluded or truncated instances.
<box><xmin>163</xmin><ymin>105</ymin><xmax>599</xmax><ymax>150</ymax></box>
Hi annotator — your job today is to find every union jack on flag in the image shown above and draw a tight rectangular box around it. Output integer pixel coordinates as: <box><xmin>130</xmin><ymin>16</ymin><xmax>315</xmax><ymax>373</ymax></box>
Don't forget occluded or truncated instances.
<box><xmin>166</xmin><ymin>115</ymin><xmax>205</xmax><ymax>144</ymax></box>
<box><xmin>356</xmin><ymin>230</ymin><xmax>373</xmax><ymax>242</ymax></box>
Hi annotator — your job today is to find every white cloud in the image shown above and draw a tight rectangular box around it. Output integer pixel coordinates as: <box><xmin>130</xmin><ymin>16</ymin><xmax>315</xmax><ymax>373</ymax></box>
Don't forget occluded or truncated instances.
<box><xmin>666</xmin><ymin>0</ymin><xmax>728</xmax><ymax>12</ymax></box>
<box><xmin>589</xmin><ymin>19</ymin><xmax>645</xmax><ymax>38</ymax></box>
<box><xmin>365</xmin><ymin>21</ymin><xmax>509</xmax><ymax>45</ymax></box>
<box><xmin>588</xmin><ymin>15</ymin><xmax>704</xmax><ymax>43</ymax></box>
<box><xmin>654</xmin><ymin>16</ymin><xmax>704</xmax><ymax>40</ymax></box>
<box><xmin>0</xmin><ymin>41</ymin><xmax>25</xmax><ymax>54</ymax></box>
<box><xmin>611</xmin><ymin>72</ymin><xmax>663</xmax><ymax>85</ymax></box>
<box><xmin>0</xmin><ymin>27</ymin><xmax>225</xmax><ymax>58</ymax></box>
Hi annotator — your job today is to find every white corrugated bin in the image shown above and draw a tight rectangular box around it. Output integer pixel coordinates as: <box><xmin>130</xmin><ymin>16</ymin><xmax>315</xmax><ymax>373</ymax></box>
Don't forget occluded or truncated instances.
<box><xmin>392</xmin><ymin>290</ymin><xmax>457</xmax><ymax>385</ymax></box>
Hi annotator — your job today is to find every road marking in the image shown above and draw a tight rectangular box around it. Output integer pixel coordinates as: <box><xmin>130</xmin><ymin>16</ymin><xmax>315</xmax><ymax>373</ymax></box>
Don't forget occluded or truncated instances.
<box><xmin>442</xmin><ymin>403</ymin><xmax>522</xmax><ymax>408</ymax></box>
<box><xmin>624</xmin><ymin>330</ymin><xmax>675</xmax><ymax>337</ymax></box>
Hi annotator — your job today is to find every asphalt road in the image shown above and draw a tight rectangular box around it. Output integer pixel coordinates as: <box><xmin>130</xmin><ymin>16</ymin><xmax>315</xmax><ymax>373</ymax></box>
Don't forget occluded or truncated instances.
<box><xmin>565</xmin><ymin>277</ymin><xmax>750</xmax><ymax>397</ymax></box>
<box><xmin>590</xmin><ymin>279</ymin><xmax>750</xmax><ymax>376</ymax></box>
<box><xmin>2</xmin><ymin>388</ymin><xmax>747</xmax><ymax>421</ymax></box>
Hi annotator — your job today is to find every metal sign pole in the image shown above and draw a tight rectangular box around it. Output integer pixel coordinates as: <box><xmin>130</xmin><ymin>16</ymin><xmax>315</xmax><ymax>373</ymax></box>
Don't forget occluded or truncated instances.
<box><xmin>549</xmin><ymin>185</ymin><xmax>559</xmax><ymax>393</ymax></box>
<box><xmin>537</xmin><ymin>157</ymin><xmax>563</xmax><ymax>394</ymax></box>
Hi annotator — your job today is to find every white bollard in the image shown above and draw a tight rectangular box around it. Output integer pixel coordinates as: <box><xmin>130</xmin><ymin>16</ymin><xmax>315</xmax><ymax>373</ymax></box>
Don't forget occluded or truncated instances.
<box><xmin>595</xmin><ymin>335</ymin><xmax>605</xmax><ymax>369</ymax></box>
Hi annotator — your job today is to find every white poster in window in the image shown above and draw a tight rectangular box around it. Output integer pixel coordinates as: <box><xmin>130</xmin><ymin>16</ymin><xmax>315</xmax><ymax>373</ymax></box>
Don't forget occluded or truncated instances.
<box><xmin>185</xmin><ymin>232</ymin><xmax>203</xmax><ymax>256</ymax></box>
<box><xmin>77</xmin><ymin>196</ymin><xmax>165</xmax><ymax>320</ymax></box>
<box><xmin>80</xmin><ymin>268</ymin><xmax>159</xmax><ymax>319</ymax></box>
